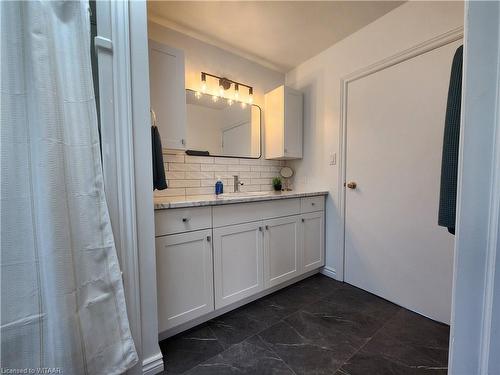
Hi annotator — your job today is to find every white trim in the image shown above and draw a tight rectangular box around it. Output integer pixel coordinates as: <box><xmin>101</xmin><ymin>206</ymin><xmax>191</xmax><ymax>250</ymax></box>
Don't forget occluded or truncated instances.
<box><xmin>338</xmin><ymin>26</ymin><xmax>463</xmax><ymax>281</ymax></box>
<box><xmin>128</xmin><ymin>2</ymin><xmax>164</xmax><ymax>374</ymax></box>
<box><xmin>96</xmin><ymin>0</ymin><xmax>143</xmax><ymax>369</ymax></box>
<box><xmin>148</xmin><ymin>15</ymin><xmax>286</xmax><ymax>73</ymax></box>
<box><xmin>320</xmin><ymin>266</ymin><xmax>337</xmax><ymax>280</ymax></box>
<box><xmin>141</xmin><ymin>353</ymin><xmax>164</xmax><ymax>375</ymax></box>
<box><xmin>448</xmin><ymin>2</ymin><xmax>500</xmax><ymax>372</ymax></box>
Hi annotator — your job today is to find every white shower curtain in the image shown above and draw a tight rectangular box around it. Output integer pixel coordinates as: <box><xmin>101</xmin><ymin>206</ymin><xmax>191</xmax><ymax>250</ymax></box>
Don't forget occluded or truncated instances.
<box><xmin>1</xmin><ymin>1</ymin><xmax>138</xmax><ymax>374</ymax></box>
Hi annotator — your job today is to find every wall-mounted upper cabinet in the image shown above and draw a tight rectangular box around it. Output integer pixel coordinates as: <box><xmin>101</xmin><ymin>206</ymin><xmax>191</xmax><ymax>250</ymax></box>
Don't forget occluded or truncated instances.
<box><xmin>149</xmin><ymin>40</ymin><xmax>187</xmax><ymax>150</ymax></box>
<box><xmin>264</xmin><ymin>85</ymin><xmax>303</xmax><ymax>160</ymax></box>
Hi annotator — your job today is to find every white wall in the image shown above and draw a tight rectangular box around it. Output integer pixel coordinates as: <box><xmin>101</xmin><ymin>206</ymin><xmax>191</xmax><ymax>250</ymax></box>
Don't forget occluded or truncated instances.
<box><xmin>148</xmin><ymin>21</ymin><xmax>284</xmax><ymax>128</ymax></box>
<box><xmin>285</xmin><ymin>1</ymin><xmax>464</xmax><ymax>280</ymax></box>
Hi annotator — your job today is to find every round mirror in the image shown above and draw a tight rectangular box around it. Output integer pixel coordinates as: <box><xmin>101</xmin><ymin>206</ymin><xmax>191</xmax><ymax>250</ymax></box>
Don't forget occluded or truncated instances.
<box><xmin>280</xmin><ymin>166</ymin><xmax>294</xmax><ymax>179</ymax></box>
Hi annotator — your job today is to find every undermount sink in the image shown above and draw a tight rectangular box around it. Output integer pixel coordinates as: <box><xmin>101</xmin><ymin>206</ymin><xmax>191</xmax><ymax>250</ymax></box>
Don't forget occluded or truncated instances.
<box><xmin>221</xmin><ymin>191</ymin><xmax>275</xmax><ymax>198</ymax></box>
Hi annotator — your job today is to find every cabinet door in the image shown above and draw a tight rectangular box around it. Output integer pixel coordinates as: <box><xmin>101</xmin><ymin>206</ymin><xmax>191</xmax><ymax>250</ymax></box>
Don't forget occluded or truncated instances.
<box><xmin>149</xmin><ymin>40</ymin><xmax>186</xmax><ymax>150</ymax></box>
<box><xmin>156</xmin><ymin>229</ymin><xmax>213</xmax><ymax>332</ymax></box>
<box><xmin>284</xmin><ymin>87</ymin><xmax>303</xmax><ymax>158</ymax></box>
<box><xmin>213</xmin><ymin>222</ymin><xmax>264</xmax><ymax>308</ymax></box>
<box><xmin>264</xmin><ymin>216</ymin><xmax>300</xmax><ymax>287</ymax></box>
<box><xmin>301</xmin><ymin>211</ymin><xmax>325</xmax><ymax>273</ymax></box>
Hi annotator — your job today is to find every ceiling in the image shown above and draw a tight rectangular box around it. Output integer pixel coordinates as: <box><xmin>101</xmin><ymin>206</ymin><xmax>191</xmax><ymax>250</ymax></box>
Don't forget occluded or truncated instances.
<box><xmin>148</xmin><ymin>1</ymin><xmax>404</xmax><ymax>73</ymax></box>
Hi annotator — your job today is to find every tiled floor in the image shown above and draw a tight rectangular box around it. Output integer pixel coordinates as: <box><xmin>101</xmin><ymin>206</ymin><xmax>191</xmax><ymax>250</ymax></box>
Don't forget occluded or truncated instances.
<box><xmin>160</xmin><ymin>274</ymin><xmax>450</xmax><ymax>374</ymax></box>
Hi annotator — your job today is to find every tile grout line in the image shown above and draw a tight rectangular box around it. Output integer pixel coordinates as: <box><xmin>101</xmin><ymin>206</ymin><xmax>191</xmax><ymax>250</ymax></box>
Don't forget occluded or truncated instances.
<box><xmin>335</xmin><ymin>306</ymin><xmax>403</xmax><ymax>372</ymax></box>
<box><xmin>178</xmin><ymin>280</ymin><xmax>332</xmax><ymax>374</ymax></box>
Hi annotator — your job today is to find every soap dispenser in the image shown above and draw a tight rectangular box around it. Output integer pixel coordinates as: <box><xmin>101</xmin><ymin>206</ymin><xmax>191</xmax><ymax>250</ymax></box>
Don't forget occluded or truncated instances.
<box><xmin>215</xmin><ymin>177</ymin><xmax>224</xmax><ymax>195</ymax></box>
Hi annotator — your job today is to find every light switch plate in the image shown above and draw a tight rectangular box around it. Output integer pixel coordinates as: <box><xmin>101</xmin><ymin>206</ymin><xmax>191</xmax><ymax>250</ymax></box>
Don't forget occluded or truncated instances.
<box><xmin>329</xmin><ymin>153</ymin><xmax>337</xmax><ymax>165</ymax></box>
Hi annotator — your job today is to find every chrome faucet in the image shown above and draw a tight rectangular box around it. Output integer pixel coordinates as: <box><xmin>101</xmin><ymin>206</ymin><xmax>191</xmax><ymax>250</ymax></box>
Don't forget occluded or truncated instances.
<box><xmin>233</xmin><ymin>175</ymin><xmax>244</xmax><ymax>192</ymax></box>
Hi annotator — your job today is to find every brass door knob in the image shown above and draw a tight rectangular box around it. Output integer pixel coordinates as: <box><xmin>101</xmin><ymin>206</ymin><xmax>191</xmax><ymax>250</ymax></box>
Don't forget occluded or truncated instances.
<box><xmin>347</xmin><ymin>181</ymin><xmax>357</xmax><ymax>189</ymax></box>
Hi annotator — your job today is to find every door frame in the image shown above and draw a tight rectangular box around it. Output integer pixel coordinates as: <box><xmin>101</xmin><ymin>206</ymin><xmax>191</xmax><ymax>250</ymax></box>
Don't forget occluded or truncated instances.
<box><xmin>337</xmin><ymin>26</ymin><xmax>463</xmax><ymax>281</ymax></box>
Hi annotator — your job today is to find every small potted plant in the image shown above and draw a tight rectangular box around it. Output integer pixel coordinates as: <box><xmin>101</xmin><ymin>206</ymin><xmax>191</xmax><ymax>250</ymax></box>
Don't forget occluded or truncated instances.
<box><xmin>272</xmin><ymin>176</ymin><xmax>283</xmax><ymax>191</ymax></box>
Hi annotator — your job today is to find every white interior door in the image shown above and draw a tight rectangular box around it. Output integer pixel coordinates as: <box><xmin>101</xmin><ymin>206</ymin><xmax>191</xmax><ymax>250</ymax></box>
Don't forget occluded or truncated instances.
<box><xmin>344</xmin><ymin>40</ymin><xmax>460</xmax><ymax>324</ymax></box>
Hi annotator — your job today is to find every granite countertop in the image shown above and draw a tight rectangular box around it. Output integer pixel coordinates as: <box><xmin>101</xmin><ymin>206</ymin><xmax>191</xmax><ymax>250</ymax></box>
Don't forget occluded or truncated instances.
<box><xmin>154</xmin><ymin>190</ymin><xmax>328</xmax><ymax>209</ymax></box>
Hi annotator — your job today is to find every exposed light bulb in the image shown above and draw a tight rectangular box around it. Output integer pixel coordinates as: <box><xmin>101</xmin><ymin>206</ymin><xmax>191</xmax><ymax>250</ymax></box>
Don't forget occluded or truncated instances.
<box><xmin>227</xmin><ymin>99</ymin><xmax>233</xmax><ymax>106</ymax></box>
<box><xmin>212</xmin><ymin>95</ymin><xmax>219</xmax><ymax>102</ymax></box>
<box><xmin>248</xmin><ymin>96</ymin><xmax>253</xmax><ymax>104</ymax></box>
<box><xmin>219</xmin><ymin>85</ymin><xmax>225</xmax><ymax>97</ymax></box>
<box><xmin>241</xmin><ymin>102</ymin><xmax>247</xmax><ymax>109</ymax></box>
<box><xmin>201</xmin><ymin>73</ymin><xmax>207</xmax><ymax>93</ymax></box>
<box><xmin>234</xmin><ymin>84</ymin><xmax>239</xmax><ymax>100</ymax></box>
<box><xmin>195</xmin><ymin>91</ymin><xmax>202</xmax><ymax>99</ymax></box>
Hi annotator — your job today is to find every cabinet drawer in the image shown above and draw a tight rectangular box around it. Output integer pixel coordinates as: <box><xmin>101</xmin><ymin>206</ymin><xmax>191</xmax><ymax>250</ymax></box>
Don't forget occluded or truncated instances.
<box><xmin>300</xmin><ymin>196</ymin><xmax>324</xmax><ymax>213</ymax></box>
<box><xmin>155</xmin><ymin>207</ymin><xmax>212</xmax><ymax>236</ymax></box>
<box><xmin>213</xmin><ymin>198</ymin><xmax>300</xmax><ymax>227</ymax></box>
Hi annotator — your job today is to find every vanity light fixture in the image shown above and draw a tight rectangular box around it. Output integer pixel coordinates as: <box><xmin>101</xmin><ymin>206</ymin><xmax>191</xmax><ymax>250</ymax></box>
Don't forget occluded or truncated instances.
<box><xmin>201</xmin><ymin>73</ymin><xmax>207</xmax><ymax>93</ymax></box>
<box><xmin>199</xmin><ymin>72</ymin><xmax>254</xmax><ymax>104</ymax></box>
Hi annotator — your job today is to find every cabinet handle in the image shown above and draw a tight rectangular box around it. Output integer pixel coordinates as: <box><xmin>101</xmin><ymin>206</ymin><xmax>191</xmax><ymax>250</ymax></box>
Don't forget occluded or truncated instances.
<box><xmin>265</xmin><ymin>225</ymin><xmax>269</xmax><ymax>230</ymax></box>
<box><xmin>181</xmin><ymin>139</ymin><xmax>186</xmax><ymax>146</ymax></box>
<box><xmin>258</xmin><ymin>226</ymin><xmax>262</xmax><ymax>231</ymax></box>
<box><xmin>301</xmin><ymin>218</ymin><xmax>305</xmax><ymax>222</ymax></box>
<box><xmin>182</xmin><ymin>218</ymin><xmax>190</xmax><ymax>222</ymax></box>
<box><xmin>206</xmin><ymin>235</ymin><xmax>211</xmax><ymax>242</ymax></box>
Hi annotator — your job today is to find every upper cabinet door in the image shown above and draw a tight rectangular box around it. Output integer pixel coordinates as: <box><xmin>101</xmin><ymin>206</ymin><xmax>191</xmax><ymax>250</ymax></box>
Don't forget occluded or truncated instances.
<box><xmin>264</xmin><ymin>215</ymin><xmax>300</xmax><ymax>287</ymax></box>
<box><xmin>264</xmin><ymin>85</ymin><xmax>303</xmax><ymax>160</ymax></box>
<box><xmin>149</xmin><ymin>40</ymin><xmax>187</xmax><ymax>150</ymax></box>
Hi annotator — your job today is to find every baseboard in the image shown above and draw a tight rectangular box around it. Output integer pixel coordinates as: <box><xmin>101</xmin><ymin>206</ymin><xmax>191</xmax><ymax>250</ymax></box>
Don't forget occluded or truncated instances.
<box><xmin>158</xmin><ymin>269</ymin><xmax>321</xmax><ymax>341</ymax></box>
<box><xmin>142</xmin><ymin>351</ymin><xmax>163</xmax><ymax>375</ymax></box>
<box><xmin>320</xmin><ymin>266</ymin><xmax>337</xmax><ymax>280</ymax></box>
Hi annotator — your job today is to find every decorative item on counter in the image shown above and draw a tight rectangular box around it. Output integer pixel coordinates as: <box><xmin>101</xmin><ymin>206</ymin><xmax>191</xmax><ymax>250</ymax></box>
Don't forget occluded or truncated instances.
<box><xmin>272</xmin><ymin>176</ymin><xmax>283</xmax><ymax>191</ymax></box>
<box><xmin>215</xmin><ymin>177</ymin><xmax>224</xmax><ymax>195</ymax></box>
<box><xmin>279</xmin><ymin>166</ymin><xmax>294</xmax><ymax>191</ymax></box>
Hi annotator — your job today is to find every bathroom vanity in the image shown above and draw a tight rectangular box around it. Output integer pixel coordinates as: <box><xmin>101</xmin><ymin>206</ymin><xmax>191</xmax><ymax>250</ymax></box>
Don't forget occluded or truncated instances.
<box><xmin>154</xmin><ymin>191</ymin><xmax>327</xmax><ymax>337</ymax></box>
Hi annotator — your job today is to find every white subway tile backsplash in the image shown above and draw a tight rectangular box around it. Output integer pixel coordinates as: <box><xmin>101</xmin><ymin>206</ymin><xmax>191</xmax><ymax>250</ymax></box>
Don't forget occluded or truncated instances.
<box><xmin>185</xmin><ymin>186</ymin><xmax>214</xmax><ymax>195</ymax></box>
<box><xmin>185</xmin><ymin>171</ymin><xmax>214</xmax><ymax>179</ymax></box>
<box><xmin>161</xmin><ymin>149</ymin><xmax>288</xmax><ymax>197</ymax></box>
<box><xmin>165</xmin><ymin>171</ymin><xmax>185</xmax><ymax>180</ymax></box>
<box><xmin>169</xmin><ymin>163</ymin><xmax>201</xmax><ymax>172</ymax></box>
<box><xmin>168</xmin><ymin>179</ymin><xmax>201</xmax><ymax>188</ymax></box>
<box><xmin>164</xmin><ymin>153</ymin><xmax>185</xmax><ymax>163</ymax></box>
<box><xmin>154</xmin><ymin>188</ymin><xmax>186</xmax><ymax>197</ymax></box>
<box><xmin>213</xmin><ymin>157</ymin><xmax>240</xmax><ymax>165</ymax></box>
<box><xmin>185</xmin><ymin>155</ymin><xmax>215</xmax><ymax>164</ymax></box>
<box><xmin>201</xmin><ymin>164</ymin><xmax>228</xmax><ymax>172</ymax></box>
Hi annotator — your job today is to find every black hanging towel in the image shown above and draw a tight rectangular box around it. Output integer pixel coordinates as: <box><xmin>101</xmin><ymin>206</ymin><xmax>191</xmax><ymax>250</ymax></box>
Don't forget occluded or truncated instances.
<box><xmin>152</xmin><ymin>125</ymin><xmax>167</xmax><ymax>190</ymax></box>
<box><xmin>438</xmin><ymin>45</ymin><xmax>463</xmax><ymax>235</ymax></box>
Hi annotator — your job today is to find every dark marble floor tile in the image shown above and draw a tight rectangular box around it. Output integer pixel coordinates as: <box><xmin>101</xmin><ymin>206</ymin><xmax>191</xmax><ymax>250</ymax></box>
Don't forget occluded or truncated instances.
<box><xmin>258</xmin><ymin>319</ymin><xmax>358</xmax><ymax>375</ymax></box>
<box><xmin>379</xmin><ymin>309</ymin><xmax>450</xmax><ymax>366</ymax></box>
<box><xmin>285</xmin><ymin>273</ymin><xmax>345</xmax><ymax>299</ymax></box>
<box><xmin>362</xmin><ymin>332</ymin><xmax>446</xmax><ymax>371</ymax></box>
<box><xmin>160</xmin><ymin>324</ymin><xmax>224</xmax><ymax>374</ymax></box>
<box><xmin>339</xmin><ymin>350</ymin><xmax>422</xmax><ymax>375</ymax></box>
<box><xmin>185</xmin><ymin>335</ymin><xmax>294</xmax><ymax>375</ymax></box>
<box><xmin>300</xmin><ymin>299</ymin><xmax>388</xmax><ymax>340</ymax></box>
<box><xmin>207</xmin><ymin>307</ymin><xmax>269</xmax><ymax>349</ymax></box>
<box><xmin>323</xmin><ymin>284</ymin><xmax>401</xmax><ymax>321</ymax></box>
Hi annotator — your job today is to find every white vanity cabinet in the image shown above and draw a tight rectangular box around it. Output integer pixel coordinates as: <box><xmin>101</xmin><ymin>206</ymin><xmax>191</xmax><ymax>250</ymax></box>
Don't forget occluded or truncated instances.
<box><xmin>264</xmin><ymin>85</ymin><xmax>303</xmax><ymax>160</ymax></box>
<box><xmin>213</xmin><ymin>222</ymin><xmax>264</xmax><ymax>309</ymax></box>
<box><xmin>155</xmin><ymin>194</ymin><xmax>325</xmax><ymax>336</ymax></box>
<box><xmin>149</xmin><ymin>40</ymin><xmax>187</xmax><ymax>150</ymax></box>
<box><xmin>264</xmin><ymin>216</ymin><xmax>301</xmax><ymax>287</ymax></box>
<box><xmin>301</xmin><ymin>211</ymin><xmax>325</xmax><ymax>272</ymax></box>
<box><xmin>155</xmin><ymin>229</ymin><xmax>214</xmax><ymax>332</ymax></box>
